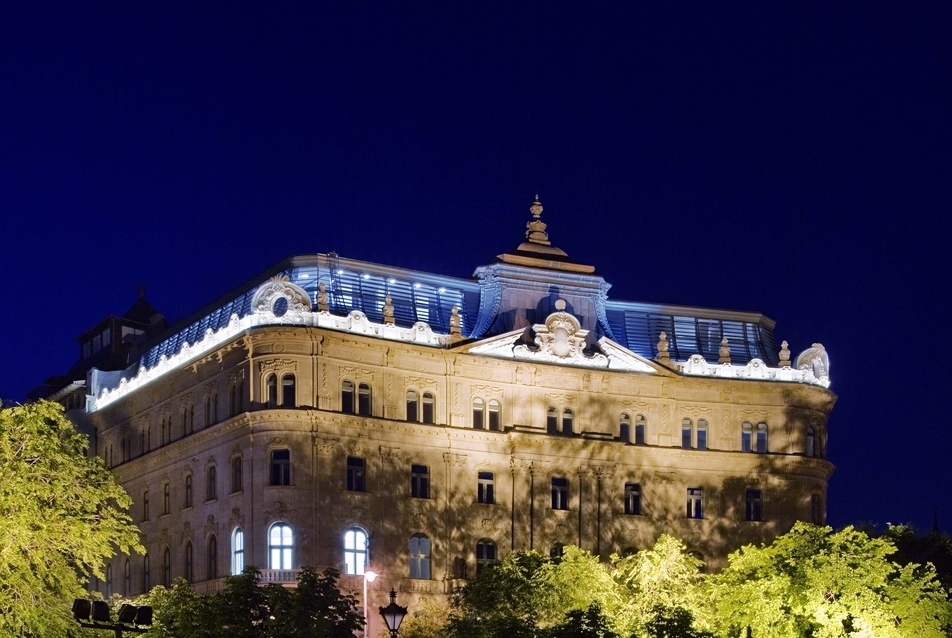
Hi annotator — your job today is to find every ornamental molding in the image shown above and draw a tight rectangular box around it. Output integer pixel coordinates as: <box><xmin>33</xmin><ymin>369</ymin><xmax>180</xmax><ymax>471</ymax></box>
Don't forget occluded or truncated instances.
<box><xmin>338</xmin><ymin>366</ymin><xmax>374</xmax><ymax>383</ymax></box>
<box><xmin>404</xmin><ymin>375</ymin><xmax>439</xmax><ymax>391</ymax></box>
<box><xmin>678</xmin><ymin>354</ymin><xmax>830</xmax><ymax>389</ymax></box>
<box><xmin>251</xmin><ymin>276</ymin><xmax>312</xmax><ymax>320</ymax></box>
<box><xmin>259</xmin><ymin>359</ymin><xmax>299</xmax><ymax>374</ymax></box>
<box><xmin>443</xmin><ymin>452</ymin><xmax>467</xmax><ymax>467</ymax></box>
<box><xmin>265</xmin><ymin>501</ymin><xmax>297</xmax><ymax>523</ymax></box>
<box><xmin>544</xmin><ymin>392</ymin><xmax>576</xmax><ymax>407</ymax></box>
<box><xmin>471</xmin><ymin>384</ymin><xmax>503</xmax><ymax>397</ymax></box>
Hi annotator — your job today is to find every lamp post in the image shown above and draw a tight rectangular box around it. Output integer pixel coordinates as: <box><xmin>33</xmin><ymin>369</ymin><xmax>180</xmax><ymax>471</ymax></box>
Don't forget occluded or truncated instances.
<box><xmin>363</xmin><ymin>569</ymin><xmax>377</xmax><ymax>638</ymax></box>
<box><xmin>72</xmin><ymin>599</ymin><xmax>153</xmax><ymax>637</ymax></box>
<box><xmin>378</xmin><ymin>588</ymin><xmax>407</xmax><ymax>638</ymax></box>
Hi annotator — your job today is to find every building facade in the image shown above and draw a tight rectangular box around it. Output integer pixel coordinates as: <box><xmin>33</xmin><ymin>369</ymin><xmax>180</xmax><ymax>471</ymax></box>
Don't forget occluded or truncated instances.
<box><xmin>48</xmin><ymin>199</ymin><xmax>835</xmax><ymax>633</ymax></box>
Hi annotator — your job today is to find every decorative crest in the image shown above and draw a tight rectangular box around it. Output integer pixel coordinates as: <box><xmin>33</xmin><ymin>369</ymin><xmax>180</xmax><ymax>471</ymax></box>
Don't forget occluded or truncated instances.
<box><xmin>526</xmin><ymin>196</ymin><xmax>550</xmax><ymax>245</ymax></box>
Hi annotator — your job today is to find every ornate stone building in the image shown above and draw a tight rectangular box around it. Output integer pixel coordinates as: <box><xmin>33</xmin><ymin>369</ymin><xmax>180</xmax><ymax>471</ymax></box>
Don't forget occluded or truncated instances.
<box><xmin>48</xmin><ymin>199</ymin><xmax>834</xmax><ymax>633</ymax></box>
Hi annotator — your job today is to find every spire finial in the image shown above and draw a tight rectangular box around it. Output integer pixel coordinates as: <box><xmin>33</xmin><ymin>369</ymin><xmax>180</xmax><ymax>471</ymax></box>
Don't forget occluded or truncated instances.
<box><xmin>526</xmin><ymin>196</ymin><xmax>549</xmax><ymax>244</ymax></box>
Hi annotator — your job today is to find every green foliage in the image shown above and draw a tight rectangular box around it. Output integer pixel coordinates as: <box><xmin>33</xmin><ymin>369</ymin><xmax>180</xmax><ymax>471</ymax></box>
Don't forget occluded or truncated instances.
<box><xmin>546</xmin><ymin>602</ymin><xmax>620</xmax><ymax>638</ymax></box>
<box><xmin>705</xmin><ymin>522</ymin><xmax>951</xmax><ymax>638</ymax></box>
<box><xmin>0</xmin><ymin>400</ymin><xmax>143</xmax><ymax>637</ymax></box>
<box><xmin>644</xmin><ymin>606</ymin><xmax>715</xmax><ymax>638</ymax></box>
<box><xmin>399</xmin><ymin>598</ymin><xmax>451</xmax><ymax>638</ymax></box>
<box><xmin>882</xmin><ymin>524</ymin><xmax>952</xmax><ymax>593</ymax></box>
<box><xmin>136</xmin><ymin>566</ymin><xmax>363</xmax><ymax>638</ymax></box>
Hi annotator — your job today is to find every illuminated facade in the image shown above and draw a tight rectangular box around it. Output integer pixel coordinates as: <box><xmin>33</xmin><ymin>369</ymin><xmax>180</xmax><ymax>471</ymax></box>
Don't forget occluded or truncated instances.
<box><xmin>50</xmin><ymin>199</ymin><xmax>835</xmax><ymax>631</ymax></box>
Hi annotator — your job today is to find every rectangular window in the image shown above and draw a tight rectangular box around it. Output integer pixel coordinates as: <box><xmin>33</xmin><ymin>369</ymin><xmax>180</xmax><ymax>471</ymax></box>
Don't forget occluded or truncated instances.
<box><xmin>697</xmin><ymin>428</ymin><xmax>707</xmax><ymax>451</ymax></box>
<box><xmin>422</xmin><ymin>394</ymin><xmax>434</xmax><ymax>424</ymax></box>
<box><xmin>635</xmin><ymin>421</ymin><xmax>646</xmax><ymax>445</ymax></box>
<box><xmin>487</xmin><ymin>402</ymin><xmax>500</xmax><ymax>431</ymax></box>
<box><xmin>477</xmin><ymin>471</ymin><xmax>494</xmax><ymax>504</ymax></box>
<box><xmin>811</xmin><ymin>494</ymin><xmax>823</xmax><ymax>524</ymax></box>
<box><xmin>686</xmin><ymin>487</ymin><xmax>703</xmax><ymax>519</ymax></box>
<box><xmin>206</xmin><ymin>467</ymin><xmax>217</xmax><ymax>501</ymax></box>
<box><xmin>624</xmin><ymin>482</ymin><xmax>641</xmax><ymax>515</ymax></box>
<box><xmin>231</xmin><ymin>457</ymin><xmax>242</xmax><ymax>493</ymax></box>
<box><xmin>163</xmin><ymin>484</ymin><xmax>170</xmax><ymax>515</ymax></box>
<box><xmin>143</xmin><ymin>491</ymin><xmax>150</xmax><ymax>521</ymax></box>
<box><xmin>357</xmin><ymin>384</ymin><xmax>371</xmax><ymax>416</ymax></box>
<box><xmin>347</xmin><ymin>457</ymin><xmax>366</xmax><ymax>492</ymax></box>
<box><xmin>411</xmin><ymin>464</ymin><xmax>429</xmax><ymax>499</ymax></box>
<box><xmin>184</xmin><ymin>475</ymin><xmax>193</xmax><ymax>508</ymax></box>
<box><xmin>551</xmin><ymin>477</ymin><xmax>568</xmax><ymax>510</ymax></box>
<box><xmin>746</xmin><ymin>489</ymin><xmax>763</xmax><ymax>522</ymax></box>
<box><xmin>270</xmin><ymin>449</ymin><xmax>291</xmax><ymax>486</ymax></box>
<box><xmin>741</xmin><ymin>430</ymin><xmax>752</xmax><ymax>453</ymax></box>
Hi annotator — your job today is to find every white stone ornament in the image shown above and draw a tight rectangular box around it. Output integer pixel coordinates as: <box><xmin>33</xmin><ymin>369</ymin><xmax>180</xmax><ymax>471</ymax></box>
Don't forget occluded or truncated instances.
<box><xmin>251</xmin><ymin>275</ymin><xmax>312</xmax><ymax>321</ymax></box>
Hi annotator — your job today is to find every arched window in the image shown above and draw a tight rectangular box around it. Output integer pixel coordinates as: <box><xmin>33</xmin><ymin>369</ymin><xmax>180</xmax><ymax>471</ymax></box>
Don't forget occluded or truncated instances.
<box><xmin>232</xmin><ymin>528</ymin><xmax>244</xmax><ymax>575</ymax></box>
<box><xmin>487</xmin><ymin>399</ymin><xmax>500</xmax><ymax>431</ymax></box>
<box><xmin>184</xmin><ymin>474</ymin><xmax>193</xmax><ymax>508</ymax></box>
<box><xmin>341</xmin><ymin>380</ymin><xmax>355</xmax><ymax>413</ymax></box>
<box><xmin>268</xmin><ymin>523</ymin><xmax>293</xmax><ymax>570</ymax></box>
<box><xmin>163</xmin><ymin>483</ymin><xmax>170</xmax><ymax>515</ymax></box>
<box><xmin>343</xmin><ymin>528</ymin><xmax>368</xmax><ymax>575</ymax></box>
<box><xmin>106</xmin><ymin>564</ymin><xmax>113</xmax><ymax>597</ymax></box>
<box><xmin>357</xmin><ymin>383</ymin><xmax>372</xmax><ymax>416</ymax></box>
<box><xmin>472</xmin><ymin>398</ymin><xmax>485</xmax><ymax>429</ymax></box>
<box><xmin>619</xmin><ymin>413</ymin><xmax>631</xmax><ymax>443</ymax></box>
<box><xmin>697</xmin><ymin>419</ymin><xmax>708</xmax><ymax>451</ymax></box>
<box><xmin>635</xmin><ymin>414</ymin><xmax>647</xmax><ymax>445</ymax></box>
<box><xmin>422</xmin><ymin>392</ymin><xmax>435</xmax><ymax>424</ymax></box>
<box><xmin>182</xmin><ymin>407</ymin><xmax>189</xmax><ymax>437</ymax></box>
<box><xmin>231</xmin><ymin>457</ymin><xmax>243</xmax><ymax>493</ymax></box>
<box><xmin>266</xmin><ymin>374</ymin><xmax>278</xmax><ymax>408</ymax></box>
<box><xmin>205</xmin><ymin>396</ymin><xmax>212</xmax><ymax>427</ymax></box>
<box><xmin>408</xmin><ymin>535</ymin><xmax>431</xmax><ymax>580</ymax></box>
<box><xmin>184</xmin><ymin>541</ymin><xmax>193</xmax><ymax>582</ymax></box>
<box><xmin>163</xmin><ymin>548</ymin><xmax>171</xmax><ymax>587</ymax></box>
<box><xmin>281</xmin><ymin>374</ymin><xmax>295</xmax><ymax>407</ymax></box>
<box><xmin>142</xmin><ymin>490</ymin><xmax>150</xmax><ymax>521</ymax></box>
<box><xmin>206</xmin><ymin>466</ymin><xmax>217</xmax><ymax>501</ymax></box>
<box><xmin>207</xmin><ymin>535</ymin><xmax>218</xmax><ymax>580</ymax></box>
<box><xmin>546</xmin><ymin>406</ymin><xmax>558</xmax><ymax>434</ymax></box>
<box><xmin>811</xmin><ymin>494</ymin><xmax>823</xmax><ymax>524</ymax></box>
<box><xmin>476</xmin><ymin>539</ymin><xmax>496</xmax><ymax>575</ymax></box>
<box><xmin>741</xmin><ymin>422</ymin><xmax>753</xmax><ymax>452</ymax></box>
<box><xmin>682</xmin><ymin>418</ymin><xmax>693</xmax><ymax>449</ymax></box>
<box><xmin>561</xmin><ymin>408</ymin><xmax>573</xmax><ymax>436</ymax></box>
<box><xmin>231</xmin><ymin>381</ymin><xmax>244</xmax><ymax>417</ymax></box>
<box><xmin>124</xmin><ymin>559</ymin><xmax>131</xmax><ymax>596</ymax></box>
<box><xmin>406</xmin><ymin>390</ymin><xmax>419</xmax><ymax>422</ymax></box>
<box><xmin>756</xmin><ymin>423</ymin><xmax>768</xmax><ymax>453</ymax></box>
<box><xmin>806</xmin><ymin>427</ymin><xmax>816</xmax><ymax>458</ymax></box>
<box><xmin>143</xmin><ymin>553</ymin><xmax>150</xmax><ymax>592</ymax></box>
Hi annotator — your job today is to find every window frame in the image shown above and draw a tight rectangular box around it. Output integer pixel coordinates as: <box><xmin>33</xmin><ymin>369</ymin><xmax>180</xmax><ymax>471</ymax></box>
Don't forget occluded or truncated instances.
<box><xmin>477</xmin><ymin>471</ymin><xmax>495</xmax><ymax>505</ymax></box>
<box><xmin>408</xmin><ymin>534</ymin><xmax>431</xmax><ymax>580</ymax></box>
<box><xmin>270</xmin><ymin>449</ymin><xmax>291</xmax><ymax>486</ymax></box>
<box><xmin>624</xmin><ymin>482</ymin><xmax>641</xmax><ymax>516</ymax></box>
<box><xmin>268</xmin><ymin>522</ymin><xmax>294</xmax><ymax>570</ymax></box>
<box><xmin>551</xmin><ymin>476</ymin><xmax>569</xmax><ymax>510</ymax></box>
<box><xmin>207</xmin><ymin>535</ymin><xmax>218</xmax><ymax>580</ymax></box>
<box><xmin>476</xmin><ymin>539</ymin><xmax>497</xmax><ymax>575</ymax></box>
<box><xmin>231</xmin><ymin>456</ymin><xmax>243</xmax><ymax>493</ymax></box>
<box><xmin>232</xmin><ymin>527</ymin><xmax>244</xmax><ymax>575</ymax></box>
<box><xmin>341</xmin><ymin>379</ymin><xmax>355</xmax><ymax>414</ymax></box>
<box><xmin>411</xmin><ymin>464</ymin><xmax>430</xmax><ymax>499</ymax></box>
<box><xmin>206</xmin><ymin>465</ymin><xmax>217</xmax><ymax>501</ymax></box>
<box><xmin>472</xmin><ymin>397</ymin><xmax>485</xmax><ymax>429</ymax></box>
<box><xmin>686</xmin><ymin>487</ymin><xmax>703</xmax><ymax>519</ymax></box>
<box><xmin>346</xmin><ymin>456</ymin><xmax>366</xmax><ymax>492</ymax></box>
<box><xmin>343</xmin><ymin>527</ymin><xmax>369</xmax><ymax>576</ymax></box>
<box><xmin>746</xmin><ymin>489</ymin><xmax>763</xmax><ymax>522</ymax></box>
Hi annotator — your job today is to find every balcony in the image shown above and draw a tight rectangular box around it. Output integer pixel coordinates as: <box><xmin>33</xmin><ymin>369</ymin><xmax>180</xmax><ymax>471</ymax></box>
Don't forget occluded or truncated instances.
<box><xmin>261</xmin><ymin>569</ymin><xmax>301</xmax><ymax>584</ymax></box>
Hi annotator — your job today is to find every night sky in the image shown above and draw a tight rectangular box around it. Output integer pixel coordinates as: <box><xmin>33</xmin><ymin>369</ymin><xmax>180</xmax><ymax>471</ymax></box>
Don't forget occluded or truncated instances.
<box><xmin>2</xmin><ymin>4</ymin><xmax>950</xmax><ymax>534</ymax></box>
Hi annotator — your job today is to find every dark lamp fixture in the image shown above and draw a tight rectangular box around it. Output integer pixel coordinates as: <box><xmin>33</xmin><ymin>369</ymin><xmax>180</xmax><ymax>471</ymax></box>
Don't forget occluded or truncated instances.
<box><xmin>117</xmin><ymin>605</ymin><xmax>138</xmax><ymax>624</ymax></box>
<box><xmin>72</xmin><ymin>599</ymin><xmax>92</xmax><ymax>622</ymax></box>
<box><xmin>134</xmin><ymin>606</ymin><xmax>153</xmax><ymax>626</ymax></box>
<box><xmin>73</xmin><ymin>599</ymin><xmax>154</xmax><ymax>635</ymax></box>
<box><xmin>92</xmin><ymin>601</ymin><xmax>111</xmax><ymax>623</ymax></box>
<box><xmin>378</xmin><ymin>589</ymin><xmax>408</xmax><ymax>637</ymax></box>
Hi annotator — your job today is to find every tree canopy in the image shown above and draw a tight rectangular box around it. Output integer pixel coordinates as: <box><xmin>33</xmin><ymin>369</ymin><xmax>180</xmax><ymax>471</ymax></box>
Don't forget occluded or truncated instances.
<box><xmin>0</xmin><ymin>400</ymin><xmax>142</xmax><ymax>636</ymax></box>
<box><xmin>136</xmin><ymin>566</ymin><xmax>363</xmax><ymax>638</ymax></box>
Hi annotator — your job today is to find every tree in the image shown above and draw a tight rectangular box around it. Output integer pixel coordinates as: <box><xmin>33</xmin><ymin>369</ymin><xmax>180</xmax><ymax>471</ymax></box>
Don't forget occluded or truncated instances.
<box><xmin>704</xmin><ymin>522</ymin><xmax>952</xmax><ymax>638</ymax></box>
<box><xmin>0</xmin><ymin>400</ymin><xmax>142</xmax><ymax>636</ymax></box>
<box><xmin>138</xmin><ymin>567</ymin><xmax>363</xmax><ymax>638</ymax></box>
<box><xmin>546</xmin><ymin>603</ymin><xmax>620</xmax><ymax>638</ymax></box>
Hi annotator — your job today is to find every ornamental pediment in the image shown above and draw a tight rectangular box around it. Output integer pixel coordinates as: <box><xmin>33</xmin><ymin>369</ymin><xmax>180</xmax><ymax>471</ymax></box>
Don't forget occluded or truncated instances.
<box><xmin>466</xmin><ymin>301</ymin><xmax>659</xmax><ymax>375</ymax></box>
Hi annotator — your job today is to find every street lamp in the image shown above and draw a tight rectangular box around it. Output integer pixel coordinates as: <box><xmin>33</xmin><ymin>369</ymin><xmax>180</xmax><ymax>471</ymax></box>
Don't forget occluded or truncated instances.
<box><xmin>363</xmin><ymin>569</ymin><xmax>377</xmax><ymax>638</ymax></box>
<box><xmin>378</xmin><ymin>589</ymin><xmax>407</xmax><ymax>638</ymax></box>
<box><xmin>72</xmin><ymin>599</ymin><xmax>153</xmax><ymax>637</ymax></box>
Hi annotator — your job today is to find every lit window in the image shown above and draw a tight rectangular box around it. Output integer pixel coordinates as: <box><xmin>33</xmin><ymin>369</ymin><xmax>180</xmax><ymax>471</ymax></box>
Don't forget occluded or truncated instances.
<box><xmin>551</xmin><ymin>477</ymin><xmax>568</xmax><ymax>510</ymax></box>
<box><xmin>635</xmin><ymin>414</ymin><xmax>647</xmax><ymax>445</ymax></box>
<box><xmin>488</xmin><ymin>399</ymin><xmax>500</xmax><ymax>431</ymax></box>
<box><xmin>347</xmin><ymin>457</ymin><xmax>365</xmax><ymax>492</ymax></box>
<box><xmin>682</xmin><ymin>418</ymin><xmax>693</xmax><ymax>449</ymax></box>
<box><xmin>270</xmin><ymin>449</ymin><xmax>291</xmax><ymax>486</ymax></box>
<box><xmin>162</xmin><ymin>548</ymin><xmax>171</xmax><ymax>587</ymax></box>
<box><xmin>163</xmin><ymin>483</ymin><xmax>170</xmax><ymax>515</ymax></box>
<box><xmin>472</xmin><ymin>398</ymin><xmax>485</xmax><ymax>429</ymax></box>
<box><xmin>624</xmin><ymin>482</ymin><xmax>641</xmax><ymax>515</ymax></box>
<box><xmin>343</xmin><ymin>528</ymin><xmax>368</xmax><ymax>575</ymax></box>
<box><xmin>406</xmin><ymin>390</ymin><xmax>419</xmax><ymax>422</ymax></box>
<box><xmin>756</xmin><ymin>423</ymin><xmax>768</xmax><ymax>453</ymax></box>
<box><xmin>546</xmin><ymin>406</ymin><xmax>558</xmax><ymax>434</ymax></box>
<box><xmin>697</xmin><ymin>419</ymin><xmax>708</xmax><ymax>451</ymax></box>
<box><xmin>561</xmin><ymin>408</ymin><xmax>573</xmax><ymax>436</ymax></box>
<box><xmin>806</xmin><ymin>427</ymin><xmax>816</xmax><ymax>458</ymax></box>
<box><xmin>408</xmin><ymin>535</ymin><xmax>431</xmax><ymax>579</ymax></box>
<box><xmin>281</xmin><ymin>374</ymin><xmax>295</xmax><ymax>407</ymax></box>
<box><xmin>358</xmin><ymin>383</ymin><xmax>372</xmax><ymax>416</ymax></box>
<box><xmin>232</xmin><ymin>528</ymin><xmax>244</xmax><ymax>575</ymax></box>
<box><xmin>143</xmin><ymin>490</ymin><xmax>150</xmax><ymax>521</ymax></box>
<box><xmin>266</xmin><ymin>374</ymin><xmax>278</xmax><ymax>408</ymax></box>
<box><xmin>411</xmin><ymin>464</ymin><xmax>429</xmax><ymax>499</ymax></box>
<box><xmin>231</xmin><ymin>457</ymin><xmax>242</xmax><ymax>493</ymax></box>
<box><xmin>341</xmin><ymin>380</ymin><xmax>355</xmax><ymax>413</ymax></box>
<box><xmin>741</xmin><ymin>422</ymin><xmax>752</xmax><ymax>452</ymax></box>
<box><xmin>184</xmin><ymin>541</ymin><xmax>193</xmax><ymax>582</ymax></box>
<box><xmin>269</xmin><ymin>523</ymin><xmax>293</xmax><ymax>570</ymax></box>
<box><xmin>811</xmin><ymin>494</ymin><xmax>823</xmax><ymax>524</ymax></box>
<box><xmin>143</xmin><ymin>553</ymin><xmax>150</xmax><ymax>592</ymax></box>
<box><xmin>206</xmin><ymin>466</ymin><xmax>217</xmax><ymax>501</ymax></box>
<box><xmin>422</xmin><ymin>392</ymin><xmax>435</xmax><ymax>424</ymax></box>
<box><xmin>619</xmin><ymin>413</ymin><xmax>631</xmax><ymax>443</ymax></box>
<box><xmin>207</xmin><ymin>535</ymin><xmax>218</xmax><ymax>580</ymax></box>
<box><xmin>478</xmin><ymin>471</ymin><xmax>494</xmax><ymax>504</ymax></box>
<box><xmin>686</xmin><ymin>488</ymin><xmax>703</xmax><ymax>519</ymax></box>
<box><xmin>184</xmin><ymin>475</ymin><xmax>192</xmax><ymax>508</ymax></box>
<box><xmin>746</xmin><ymin>489</ymin><xmax>763</xmax><ymax>522</ymax></box>
<box><xmin>476</xmin><ymin>539</ymin><xmax>496</xmax><ymax>574</ymax></box>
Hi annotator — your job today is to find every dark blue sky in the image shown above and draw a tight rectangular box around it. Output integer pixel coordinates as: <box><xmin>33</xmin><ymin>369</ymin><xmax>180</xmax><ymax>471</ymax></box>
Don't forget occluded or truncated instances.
<box><xmin>2</xmin><ymin>3</ymin><xmax>950</xmax><ymax>533</ymax></box>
